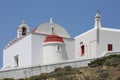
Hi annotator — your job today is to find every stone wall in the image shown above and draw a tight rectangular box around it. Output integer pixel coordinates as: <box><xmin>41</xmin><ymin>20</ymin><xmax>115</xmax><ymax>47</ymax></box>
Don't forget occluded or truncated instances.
<box><xmin>0</xmin><ymin>58</ymin><xmax>94</xmax><ymax>79</ymax></box>
<box><xmin>1</xmin><ymin>52</ymin><xmax>119</xmax><ymax>79</ymax></box>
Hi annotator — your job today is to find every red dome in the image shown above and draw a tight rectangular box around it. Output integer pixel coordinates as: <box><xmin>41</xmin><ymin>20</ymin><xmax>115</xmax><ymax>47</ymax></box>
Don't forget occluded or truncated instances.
<box><xmin>44</xmin><ymin>34</ymin><xmax>64</xmax><ymax>43</ymax></box>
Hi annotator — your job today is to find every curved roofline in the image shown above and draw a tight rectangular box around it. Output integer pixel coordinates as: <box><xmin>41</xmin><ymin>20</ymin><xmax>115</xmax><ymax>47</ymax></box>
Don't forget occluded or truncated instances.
<box><xmin>43</xmin><ymin>42</ymin><xmax>64</xmax><ymax>45</ymax></box>
<box><xmin>32</xmin><ymin>22</ymin><xmax>71</xmax><ymax>38</ymax></box>
<box><xmin>44</xmin><ymin>34</ymin><xmax>64</xmax><ymax>43</ymax></box>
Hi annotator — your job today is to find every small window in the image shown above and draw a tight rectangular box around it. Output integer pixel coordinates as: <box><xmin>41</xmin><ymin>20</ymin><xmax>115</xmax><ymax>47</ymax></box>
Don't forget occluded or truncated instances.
<box><xmin>22</xmin><ymin>27</ymin><xmax>27</xmax><ymax>35</ymax></box>
<box><xmin>57</xmin><ymin>45</ymin><xmax>61</xmax><ymax>52</ymax></box>
<box><xmin>81</xmin><ymin>45</ymin><xmax>85</xmax><ymax>55</ymax></box>
<box><xmin>14</xmin><ymin>55</ymin><xmax>19</xmax><ymax>67</ymax></box>
<box><xmin>108</xmin><ymin>44</ymin><xmax>113</xmax><ymax>51</ymax></box>
<box><xmin>57</xmin><ymin>46</ymin><xmax>60</xmax><ymax>51</ymax></box>
<box><xmin>52</xmin><ymin>27</ymin><xmax>54</xmax><ymax>33</ymax></box>
<box><xmin>80</xmin><ymin>42</ymin><xmax>83</xmax><ymax>45</ymax></box>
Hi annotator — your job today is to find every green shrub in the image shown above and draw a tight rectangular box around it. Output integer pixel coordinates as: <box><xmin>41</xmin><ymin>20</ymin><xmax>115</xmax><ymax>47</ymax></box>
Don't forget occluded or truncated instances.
<box><xmin>54</xmin><ymin>67</ymin><xmax>67</xmax><ymax>77</ymax></box>
<box><xmin>104</xmin><ymin>58</ymin><xmax>120</xmax><ymax>67</ymax></box>
<box><xmin>54</xmin><ymin>67</ymin><xmax>63</xmax><ymax>72</ymax></box>
<box><xmin>64</xmin><ymin>66</ymin><xmax>72</xmax><ymax>71</ymax></box>
<box><xmin>3</xmin><ymin>78</ymin><xmax>14</xmax><ymax>80</ymax></box>
<box><xmin>89</xmin><ymin>54</ymin><xmax>120</xmax><ymax>67</ymax></box>
<box><xmin>18</xmin><ymin>78</ymin><xmax>25</xmax><ymax>80</ymax></box>
<box><xmin>47</xmin><ymin>66</ymin><xmax>73</xmax><ymax>78</ymax></box>
<box><xmin>89</xmin><ymin>58</ymin><xmax>105</xmax><ymax>67</ymax></box>
<box><xmin>39</xmin><ymin>73</ymin><xmax>49</xmax><ymax>79</ymax></box>
<box><xmin>28</xmin><ymin>76</ymin><xmax>39</xmax><ymax>80</ymax></box>
<box><xmin>58</xmin><ymin>76</ymin><xmax>72</xmax><ymax>80</ymax></box>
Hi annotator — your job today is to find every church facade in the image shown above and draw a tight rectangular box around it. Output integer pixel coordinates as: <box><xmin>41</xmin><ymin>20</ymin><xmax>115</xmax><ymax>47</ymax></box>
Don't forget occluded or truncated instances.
<box><xmin>2</xmin><ymin>12</ymin><xmax>120</xmax><ymax>69</ymax></box>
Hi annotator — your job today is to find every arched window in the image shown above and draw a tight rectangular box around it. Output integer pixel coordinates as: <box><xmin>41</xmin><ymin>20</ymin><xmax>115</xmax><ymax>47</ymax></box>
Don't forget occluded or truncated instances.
<box><xmin>22</xmin><ymin>27</ymin><xmax>27</xmax><ymax>35</ymax></box>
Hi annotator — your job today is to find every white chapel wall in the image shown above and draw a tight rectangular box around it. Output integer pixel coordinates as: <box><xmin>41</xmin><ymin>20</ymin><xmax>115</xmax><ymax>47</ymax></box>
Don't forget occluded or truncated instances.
<box><xmin>63</xmin><ymin>38</ymin><xmax>75</xmax><ymax>60</ymax></box>
<box><xmin>75</xmin><ymin>28</ymin><xmax>97</xmax><ymax>59</ymax></box>
<box><xmin>31</xmin><ymin>33</ymin><xmax>46</xmax><ymax>66</ymax></box>
<box><xmin>3</xmin><ymin>35</ymin><xmax>32</xmax><ymax>69</ymax></box>
<box><xmin>97</xmin><ymin>29</ymin><xmax>120</xmax><ymax>57</ymax></box>
<box><xmin>31</xmin><ymin>33</ymin><xmax>75</xmax><ymax>65</ymax></box>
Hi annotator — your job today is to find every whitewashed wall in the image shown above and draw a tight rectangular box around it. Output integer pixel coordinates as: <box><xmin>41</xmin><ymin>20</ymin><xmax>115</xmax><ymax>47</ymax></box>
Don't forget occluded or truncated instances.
<box><xmin>31</xmin><ymin>33</ymin><xmax>45</xmax><ymax>66</ymax></box>
<box><xmin>43</xmin><ymin>42</ymin><xmax>66</xmax><ymax>64</ymax></box>
<box><xmin>63</xmin><ymin>38</ymin><xmax>75</xmax><ymax>60</ymax></box>
<box><xmin>75</xmin><ymin>28</ymin><xmax>97</xmax><ymax>59</ymax></box>
<box><xmin>3</xmin><ymin>35</ymin><xmax>32</xmax><ymax>68</ymax></box>
<box><xmin>32</xmin><ymin>33</ymin><xmax>75</xmax><ymax>65</ymax></box>
<box><xmin>3</xmin><ymin>33</ymin><xmax>75</xmax><ymax>70</ymax></box>
<box><xmin>97</xmin><ymin>28</ymin><xmax>120</xmax><ymax>57</ymax></box>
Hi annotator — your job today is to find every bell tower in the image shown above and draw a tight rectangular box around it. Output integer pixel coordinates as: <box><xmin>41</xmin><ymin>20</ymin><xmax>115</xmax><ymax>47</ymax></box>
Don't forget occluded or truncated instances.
<box><xmin>17</xmin><ymin>20</ymin><xmax>30</xmax><ymax>38</ymax></box>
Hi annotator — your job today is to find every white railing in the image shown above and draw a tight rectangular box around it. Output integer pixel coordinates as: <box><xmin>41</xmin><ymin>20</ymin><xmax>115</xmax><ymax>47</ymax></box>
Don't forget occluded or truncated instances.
<box><xmin>99</xmin><ymin>51</ymin><xmax>120</xmax><ymax>58</ymax></box>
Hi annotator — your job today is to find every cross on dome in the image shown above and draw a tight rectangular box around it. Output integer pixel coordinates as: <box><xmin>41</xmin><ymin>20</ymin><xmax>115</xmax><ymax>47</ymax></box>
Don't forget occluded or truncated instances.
<box><xmin>22</xmin><ymin>20</ymin><xmax>26</xmax><ymax>24</ymax></box>
<box><xmin>49</xmin><ymin>17</ymin><xmax>55</xmax><ymax>34</ymax></box>
<box><xmin>50</xmin><ymin>17</ymin><xmax>53</xmax><ymax>23</ymax></box>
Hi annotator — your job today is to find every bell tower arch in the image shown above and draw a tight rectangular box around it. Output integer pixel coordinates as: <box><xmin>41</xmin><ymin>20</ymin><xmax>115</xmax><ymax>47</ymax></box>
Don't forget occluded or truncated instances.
<box><xmin>17</xmin><ymin>20</ymin><xmax>30</xmax><ymax>38</ymax></box>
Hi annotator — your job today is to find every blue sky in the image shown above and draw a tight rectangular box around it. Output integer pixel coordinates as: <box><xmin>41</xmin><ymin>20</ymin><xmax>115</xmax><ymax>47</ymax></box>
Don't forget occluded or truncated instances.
<box><xmin>0</xmin><ymin>0</ymin><xmax>120</xmax><ymax>68</ymax></box>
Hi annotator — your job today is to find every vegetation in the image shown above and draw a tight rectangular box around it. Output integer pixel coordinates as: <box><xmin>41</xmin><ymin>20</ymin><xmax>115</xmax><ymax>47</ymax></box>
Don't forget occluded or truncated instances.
<box><xmin>3</xmin><ymin>78</ymin><xmax>14</xmax><ymax>80</ymax></box>
<box><xmin>88</xmin><ymin>54</ymin><xmax>120</xmax><ymax>67</ymax></box>
<box><xmin>18</xmin><ymin>78</ymin><xmax>25</xmax><ymax>80</ymax></box>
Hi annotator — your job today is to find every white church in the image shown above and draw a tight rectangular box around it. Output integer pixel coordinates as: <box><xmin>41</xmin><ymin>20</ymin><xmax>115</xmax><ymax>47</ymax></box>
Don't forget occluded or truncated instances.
<box><xmin>2</xmin><ymin>12</ymin><xmax>120</xmax><ymax>69</ymax></box>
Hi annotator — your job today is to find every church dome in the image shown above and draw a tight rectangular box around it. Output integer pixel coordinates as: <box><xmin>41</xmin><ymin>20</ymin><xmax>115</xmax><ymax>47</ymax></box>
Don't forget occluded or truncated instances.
<box><xmin>32</xmin><ymin>22</ymin><xmax>71</xmax><ymax>38</ymax></box>
<box><xmin>44</xmin><ymin>34</ymin><xmax>64</xmax><ymax>43</ymax></box>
